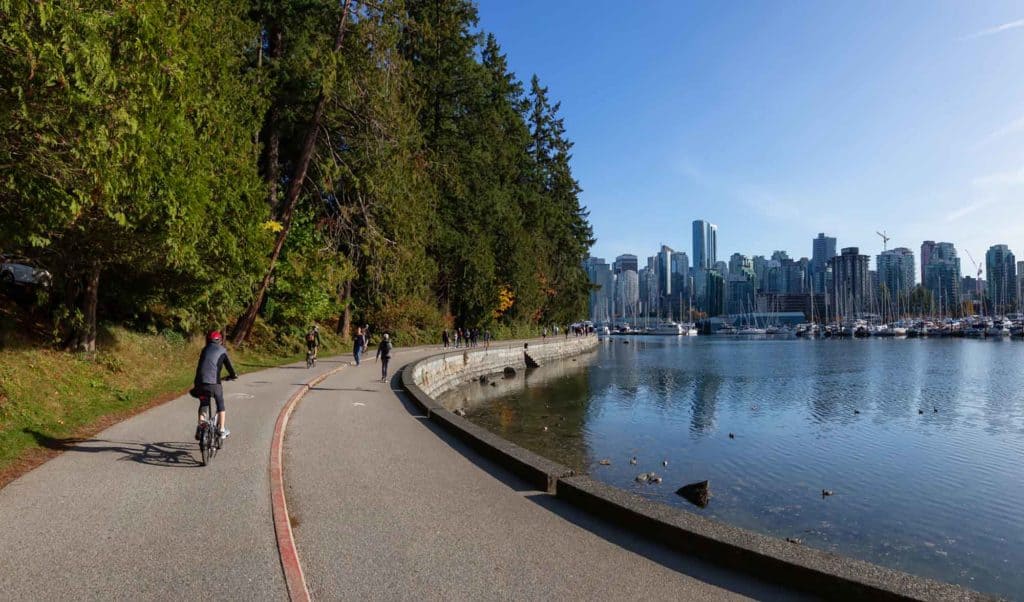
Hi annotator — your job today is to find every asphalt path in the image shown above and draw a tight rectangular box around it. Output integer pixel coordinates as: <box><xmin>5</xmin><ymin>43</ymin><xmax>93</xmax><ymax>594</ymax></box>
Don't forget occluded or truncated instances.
<box><xmin>286</xmin><ymin>346</ymin><xmax>797</xmax><ymax>601</ymax></box>
<box><xmin>0</xmin><ymin>357</ymin><xmax>344</xmax><ymax>600</ymax></box>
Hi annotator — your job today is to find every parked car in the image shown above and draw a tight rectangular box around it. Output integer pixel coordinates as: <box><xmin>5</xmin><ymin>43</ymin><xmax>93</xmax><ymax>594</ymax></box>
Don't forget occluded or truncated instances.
<box><xmin>0</xmin><ymin>256</ymin><xmax>52</xmax><ymax>288</ymax></box>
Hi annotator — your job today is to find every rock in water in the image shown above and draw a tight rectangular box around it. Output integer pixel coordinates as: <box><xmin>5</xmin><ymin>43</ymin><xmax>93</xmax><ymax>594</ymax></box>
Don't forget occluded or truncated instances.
<box><xmin>676</xmin><ymin>480</ymin><xmax>711</xmax><ymax>508</ymax></box>
<box><xmin>503</xmin><ymin>366</ymin><xmax>516</xmax><ymax>378</ymax></box>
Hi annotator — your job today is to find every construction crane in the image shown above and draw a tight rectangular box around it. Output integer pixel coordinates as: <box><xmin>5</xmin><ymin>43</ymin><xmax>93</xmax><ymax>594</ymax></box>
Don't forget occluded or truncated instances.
<box><xmin>876</xmin><ymin>230</ymin><xmax>891</xmax><ymax>251</ymax></box>
<box><xmin>965</xmin><ymin>250</ymin><xmax>984</xmax><ymax>315</ymax></box>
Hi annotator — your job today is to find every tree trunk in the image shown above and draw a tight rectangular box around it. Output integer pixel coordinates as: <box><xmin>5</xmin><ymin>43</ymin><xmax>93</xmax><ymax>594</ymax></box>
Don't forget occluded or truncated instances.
<box><xmin>231</xmin><ymin>0</ymin><xmax>352</xmax><ymax>346</ymax></box>
<box><xmin>263</xmin><ymin>23</ymin><xmax>283</xmax><ymax>214</ymax></box>
<box><xmin>74</xmin><ymin>262</ymin><xmax>100</xmax><ymax>352</ymax></box>
<box><xmin>338</xmin><ymin>279</ymin><xmax>352</xmax><ymax>336</ymax></box>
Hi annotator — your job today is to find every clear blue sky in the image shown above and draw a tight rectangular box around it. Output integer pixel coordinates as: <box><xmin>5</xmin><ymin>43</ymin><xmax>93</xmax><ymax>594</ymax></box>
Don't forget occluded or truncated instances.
<box><xmin>477</xmin><ymin>0</ymin><xmax>1024</xmax><ymax>274</ymax></box>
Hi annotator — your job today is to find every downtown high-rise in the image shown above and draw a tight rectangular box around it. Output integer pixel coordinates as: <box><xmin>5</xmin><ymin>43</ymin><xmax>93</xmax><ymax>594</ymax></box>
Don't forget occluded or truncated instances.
<box><xmin>986</xmin><ymin>244</ymin><xmax>1017</xmax><ymax>314</ymax></box>
<box><xmin>811</xmin><ymin>233</ymin><xmax>837</xmax><ymax>294</ymax></box>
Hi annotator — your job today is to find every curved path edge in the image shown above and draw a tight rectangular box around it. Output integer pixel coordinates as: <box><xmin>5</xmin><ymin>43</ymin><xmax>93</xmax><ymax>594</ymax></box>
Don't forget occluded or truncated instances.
<box><xmin>271</xmin><ymin>363</ymin><xmax>345</xmax><ymax>602</ymax></box>
<box><xmin>400</xmin><ymin>340</ymin><xmax>991</xmax><ymax>602</ymax></box>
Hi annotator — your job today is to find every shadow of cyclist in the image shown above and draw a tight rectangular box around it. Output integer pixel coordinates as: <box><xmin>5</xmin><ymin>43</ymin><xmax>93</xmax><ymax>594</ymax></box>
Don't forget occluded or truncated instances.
<box><xmin>23</xmin><ymin>429</ymin><xmax>202</xmax><ymax>468</ymax></box>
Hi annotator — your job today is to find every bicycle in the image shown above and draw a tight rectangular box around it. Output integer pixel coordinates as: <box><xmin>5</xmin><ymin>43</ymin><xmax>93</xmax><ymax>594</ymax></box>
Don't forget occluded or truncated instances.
<box><xmin>306</xmin><ymin>346</ymin><xmax>318</xmax><ymax>368</ymax></box>
<box><xmin>196</xmin><ymin>392</ymin><xmax>223</xmax><ymax>466</ymax></box>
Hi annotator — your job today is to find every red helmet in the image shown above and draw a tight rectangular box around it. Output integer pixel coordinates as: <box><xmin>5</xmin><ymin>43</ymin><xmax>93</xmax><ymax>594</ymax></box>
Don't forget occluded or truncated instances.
<box><xmin>207</xmin><ymin>330</ymin><xmax>222</xmax><ymax>343</ymax></box>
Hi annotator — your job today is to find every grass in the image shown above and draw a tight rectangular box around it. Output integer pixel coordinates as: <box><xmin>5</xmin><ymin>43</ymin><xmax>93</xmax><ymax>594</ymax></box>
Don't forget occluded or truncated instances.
<box><xmin>0</xmin><ymin>323</ymin><xmax>346</xmax><ymax>486</ymax></box>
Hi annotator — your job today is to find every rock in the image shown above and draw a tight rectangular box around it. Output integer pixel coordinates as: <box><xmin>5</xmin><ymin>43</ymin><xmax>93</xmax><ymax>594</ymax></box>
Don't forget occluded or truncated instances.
<box><xmin>822</xmin><ymin>489</ymin><xmax>834</xmax><ymax>498</ymax></box>
<box><xmin>489</xmin><ymin>382</ymin><xmax>497</xmax><ymax>387</ymax></box>
<box><xmin>635</xmin><ymin>472</ymin><xmax>650</xmax><ymax>483</ymax></box>
<box><xmin>676</xmin><ymin>480</ymin><xmax>711</xmax><ymax>508</ymax></box>
<box><xmin>503</xmin><ymin>366</ymin><xmax>516</xmax><ymax>378</ymax></box>
<box><xmin>478</xmin><ymin>375</ymin><xmax>488</xmax><ymax>384</ymax></box>
<box><xmin>785</xmin><ymin>537</ymin><xmax>802</xmax><ymax>545</ymax></box>
<box><xmin>454</xmin><ymin>408</ymin><xmax>467</xmax><ymax>417</ymax></box>
<box><xmin>629</xmin><ymin>456</ymin><xmax>638</xmax><ymax>465</ymax></box>
<box><xmin>598</xmin><ymin>459</ymin><xmax>611</xmax><ymax>466</ymax></box>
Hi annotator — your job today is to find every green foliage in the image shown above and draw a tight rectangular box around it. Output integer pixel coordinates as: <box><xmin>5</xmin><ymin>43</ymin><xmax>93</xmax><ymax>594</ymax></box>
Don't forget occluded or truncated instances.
<box><xmin>0</xmin><ymin>0</ymin><xmax>593</xmax><ymax>348</ymax></box>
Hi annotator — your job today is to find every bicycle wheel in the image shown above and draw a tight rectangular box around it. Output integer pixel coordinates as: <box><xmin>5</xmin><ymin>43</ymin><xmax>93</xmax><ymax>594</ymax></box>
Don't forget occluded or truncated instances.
<box><xmin>200</xmin><ymin>426</ymin><xmax>211</xmax><ymax>466</ymax></box>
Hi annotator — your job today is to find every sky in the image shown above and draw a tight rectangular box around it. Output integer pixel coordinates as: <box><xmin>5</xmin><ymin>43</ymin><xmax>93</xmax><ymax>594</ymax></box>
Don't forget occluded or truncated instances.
<box><xmin>476</xmin><ymin>0</ymin><xmax>1024</xmax><ymax>275</ymax></box>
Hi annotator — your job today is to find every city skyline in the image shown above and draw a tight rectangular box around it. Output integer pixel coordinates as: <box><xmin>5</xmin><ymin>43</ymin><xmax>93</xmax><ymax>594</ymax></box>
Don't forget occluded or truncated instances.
<box><xmin>478</xmin><ymin>1</ymin><xmax>1024</xmax><ymax>271</ymax></box>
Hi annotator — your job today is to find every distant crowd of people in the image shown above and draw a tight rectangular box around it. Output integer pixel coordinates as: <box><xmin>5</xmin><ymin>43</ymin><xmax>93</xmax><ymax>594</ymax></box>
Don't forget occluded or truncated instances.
<box><xmin>441</xmin><ymin>327</ymin><xmax>491</xmax><ymax>349</ymax></box>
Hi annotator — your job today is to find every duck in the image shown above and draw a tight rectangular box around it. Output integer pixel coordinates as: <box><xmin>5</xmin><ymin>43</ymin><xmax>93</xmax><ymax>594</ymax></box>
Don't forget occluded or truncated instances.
<box><xmin>629</xmin><ymin>456</ymin><xmax>638</xmax><ymax>465</ymax></box>
<box><xmin>822</xmin><ymin>489</ymin><xmax>834</xmax><ymax>497</ymax></box>
<box><xmin>662</xmin><ymin>459</ymin><xmax>669</xmax><ymax>467</ymax></box>
<box><xmin>728</xmin><ymin>433</ymin><xmax>735</xmax><ymax>439</ymax></box>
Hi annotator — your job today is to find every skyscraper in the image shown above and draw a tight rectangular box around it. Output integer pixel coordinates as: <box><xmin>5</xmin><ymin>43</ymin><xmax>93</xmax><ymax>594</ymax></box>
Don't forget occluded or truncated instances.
<box><xmin>613</xmin><ymin>254</ymin><xmax>639</xmax><ymax>275</ymax></box>
<box><xmin>924</xmin><ymin>243</ymin><xmax>961</xmax><ymax>315</ymax></box>
<box><xmin>828</xmin><ymin>247</ymin><xmax>870</xmax><ymax>318</ymax></box>
<box><xmin>692</xmin><ymin>220</ymin><xmax>717</xmax><ymax>271</ymax></box>
<box><xmin>811</xmin><ymin>233</ymin><xmax>837</xmax><ymax>294</ymax></box>
<box><xmin>985</xmin><ymin>245</ymin><xmax>1017</xmax><ymax>314</ymax></box>
<box><xmin>921</xmin><ymin>241</ymin><xmax>936</xmax><ymax>286</ymax></box>
<box><xmin>614</xmin><ymin>269</ymin><xmax>640</xmax><ymax>318</ymax></box>
<box><xmin>583</xmin><ymin>257</ymin><xmax>614</xmax><ymax>322</ymax></box>
<box><xmin>656</xmin><ymin>245</ymin><xmax>674</xmax><ymax>299</ymax></box>
<box><xmin>876</xmin><ymin>247</ymin><xmax>916</xmax><ymax>307</ymax></box>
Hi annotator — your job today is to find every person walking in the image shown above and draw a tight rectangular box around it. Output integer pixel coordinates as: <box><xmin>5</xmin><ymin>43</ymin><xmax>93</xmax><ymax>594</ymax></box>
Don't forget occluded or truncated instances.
<box><xmin>353</xmin><ymin>326</ymin><xmax>366</xmax><ymax>366</ymax></box>
<box><xmin>376</xmin><ymin>333</ymin><xmax>393</xmax><ymax>382</ymax></box>
<box><xmin>442</xmin><ymin>329</ymin><xmax>450</xmax><ymax>349</ymax></box>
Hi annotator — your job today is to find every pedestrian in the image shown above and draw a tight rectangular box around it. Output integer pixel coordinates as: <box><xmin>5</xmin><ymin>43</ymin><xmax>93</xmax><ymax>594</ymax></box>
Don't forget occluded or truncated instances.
<box><xmin>353</xmin><ymin>326</ymin><xmax>366</xmax><ymax>366</ymax></box>
<box><xmin>484</xmin><ymin>330</ymin><xmax>491</xmax><ymax>349</ymax></box>
<box><xmin>542</xmin><ymin>327</ymin><xmax>547</xmax><ymax>339</ymax></box>
<box><xmin>454</xmin><ymin>328</ymin><xmax>460</xmax><ymax>348</ymax></box>
<box><xmin>376</xmin><ymin>333</ymin><xmax>393</xmax><ymax>382</ymax></box>
<box><xmin>442</xmin><ymin>329</ymin><xmax>450</xmax><ymax>349</ymax></box>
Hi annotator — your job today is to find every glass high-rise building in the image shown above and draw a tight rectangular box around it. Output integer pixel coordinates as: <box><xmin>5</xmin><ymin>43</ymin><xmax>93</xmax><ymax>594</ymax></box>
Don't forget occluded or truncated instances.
<box><xmin>828</xmin><ymin>247</ymin><xmax>870</xmax><ymax>318</ymax></box>
<box><xmin>811</xmin><ymin>233</ymin><xmax>837</xmax><ymax>294</ymax></box>
<box><xmin>876</xmin><ymin>247</ymin><xmax>916</xmax><ymax>304</ymax></box>
<box><xmin>613</xmin><ymin>254</ymin><xmax>639</xmax><ymax>275</ymax></box>
<box><xmin>986</xmin><ymin>244</ymin><xmax>1017</xmax><ymax>314</ymax></box>
<box><xmin>583</xmin><ymin>257</ymin><xmax>614</xmax><ymax>323</ymax></box>
<box><xmin>692</xmin><ymin>220</ymin><xmax>717</xmax><ymax>271</ymax></box>
<box><xmin>921</xmin><ymin>241</ymin><xmax>936</xmax><ymax>286</ymax></box>
<box><xmin>924</xmin><ymin>242</ymin><xmax>961</xmax><ymax>315</ymax></box>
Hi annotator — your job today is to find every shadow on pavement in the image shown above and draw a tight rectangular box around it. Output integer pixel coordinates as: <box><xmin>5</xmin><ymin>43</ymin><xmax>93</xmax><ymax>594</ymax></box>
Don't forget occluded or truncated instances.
<box><xmin>24</xmin><ymin>429</ymin><xmax>203</xmax><ymax>468</ymax></box>
<box><xmin>386</xmin><ymin>371</ymin><xmax>802</xmax><ymax>601</ymax></box>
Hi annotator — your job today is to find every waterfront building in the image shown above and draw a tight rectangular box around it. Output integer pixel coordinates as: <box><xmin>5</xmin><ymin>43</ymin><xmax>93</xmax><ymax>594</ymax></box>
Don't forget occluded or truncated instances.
<box><xmin>729</xmin><ymin>253</ymin><xmax>752</xmax><ymax>275</ymax></box>
<box><xmin>762</xmin><ymin>259</ymin><xmax>783</xmax><ymax>294</ymax></box>
<box><xmin>656</xmin><ymin>245</ymin><xmax>674</xmax><ymax>300</ymax></box>
<box><xmin>706</xmin><ymin>271</ymin><xmax>725</xmax><ymax>317</ymax></box>
<box><xmin>1017</xmin><ymin>262</ymin><xmax>1024</xmax><ymax>311</ymax></box>
<box><xmin>985</xmin><ymin>244</ymin><xmax>1017</xmax><ymax>314</ymax></box>
<box><xmin>670</xmin><ymin>251</ymin><xmax>690</xmax><ymax>304</ymax></box>
<box><xmin>756</xmin><ymin>293</ymin><xmax>827</xmax><ymax>322</ymax></box>
<box><xmin>614</xmin><ymin>269</ymin><xmax>640</xmax><ymax>318</ymax></box>
<box><xmin>584</xmin><ymin>257</ymin><xmax>614</xmax><ymax>323</ymax></box>
<box><xmin>725</xmin><ymin>272</ymin><xmax>755</xmax><ymax>315</ymax></box>
<box><xmin>692</xmin><ymin>220</ymin><xmax>717</xmax><ymax>271</ymax></box>
<box><xmin>640</xmin><ymin>266</ymin><xmax>659</xmax><ymax>317</ymax></box>
<box><xmin>921</xmin><ymin>241</ymin><xmax>936</xmax><ymax>285</ymax></box>
<box><xmin>780</xmin><ymin>257</ymin><xmax>806</xmax><ymax>294</ymax></box>
<box><xmin>613</xmin><ymin>254</ymin><xmax>638</xmax><ymax>275</ymax></box>
<box><xmin>811</xmin><ymin>233</ymin><xmax>838</xmax><ymax>294</ymax></box>
<box><xmin>828</xmin><ymin>247</ymin><xmax>870</xmax><ymax>319</ymax></box>
<box><xmin>961</xmin><ymin>276</ymin><xmax>985</xmax><ymax>307</ymax></box>
<box><xmin>924</xmin><ymin>243</ymin><xmax>961</xmax><ymax>316</ymax></box>
<box><xmin>876</xmin><ymin>248</ymin><xmax>916</xmax><ymax>314</ymax></box>
<box><xmin>752</xmin><ymin>255</ymin><xmax>768</xmax><ymax>291</ymax></box>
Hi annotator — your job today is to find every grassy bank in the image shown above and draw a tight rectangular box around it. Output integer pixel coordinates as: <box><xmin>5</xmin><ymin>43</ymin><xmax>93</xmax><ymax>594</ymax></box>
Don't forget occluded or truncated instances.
<box><xmin>0</xmin><ymin>324</ymin><xmax>346</xmax><ymax>484</ymax></box>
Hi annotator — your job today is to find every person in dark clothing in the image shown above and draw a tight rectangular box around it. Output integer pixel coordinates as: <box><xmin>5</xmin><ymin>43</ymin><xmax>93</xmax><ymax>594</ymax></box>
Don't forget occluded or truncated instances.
<box><xmin>306</xmin><ymin>325</ymin><xmax>322</xmax><ymax>362</ymax></box>
<box><xmin>376</xmin><ymin>333</ymin><xmax>393</xmax><ymax>382</ymax></box>
<box><xmin>441</xmin><ymin>329</ymin><xmax>450</xmax><ymax>348</ymax></box>
<box><xmin>353</xmin><ymin>326</ymin><xmax>366</xmax><ymax>366</ymax></box>
<box><xmin>194</xmin><ymin>330</ymin><xmax>237</xmax><ymax>439</ymax></box>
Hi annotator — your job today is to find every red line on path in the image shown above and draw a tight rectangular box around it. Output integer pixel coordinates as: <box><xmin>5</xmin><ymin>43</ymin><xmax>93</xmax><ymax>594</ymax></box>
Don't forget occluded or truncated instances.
<box><xmin>270</xmin><ymin>364</ymin><xmax>346</xmax><ymax>602</ymax></box>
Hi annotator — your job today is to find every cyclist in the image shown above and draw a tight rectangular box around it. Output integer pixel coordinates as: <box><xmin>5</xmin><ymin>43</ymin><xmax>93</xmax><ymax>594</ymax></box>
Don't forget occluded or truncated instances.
<box><xmin>194</xmin><ymin>330</ymin><xmax>237</xmax><ymax>440</ymax></box>
<box><xmin>306</xmin><ymin>325</ymin><xmax>322</xmax><ymax>364</ymax></box>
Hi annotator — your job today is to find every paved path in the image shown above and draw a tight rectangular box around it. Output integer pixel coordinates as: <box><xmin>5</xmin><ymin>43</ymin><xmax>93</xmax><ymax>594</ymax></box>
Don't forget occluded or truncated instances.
<box><xmin>0</xmin><ymin>344</ymin><xmax>799</xmax><ymax>601</ymax></box>
<box><xmin>0</xmin><ymin>357</ymin><xmax>344</xmax><ymax>600</ymax></box>
<box><xmin>286</xmin><ymin>346</ymin><xmax>794</xmax><ymax>601</ymax></box>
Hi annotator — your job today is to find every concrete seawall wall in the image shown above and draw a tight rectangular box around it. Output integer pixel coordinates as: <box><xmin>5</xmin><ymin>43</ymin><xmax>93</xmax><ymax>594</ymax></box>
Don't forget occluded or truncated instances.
<box><xmin>412</xmin><ymin>336</ymin><xmax>599</xmax><ymax>399</ymax></box>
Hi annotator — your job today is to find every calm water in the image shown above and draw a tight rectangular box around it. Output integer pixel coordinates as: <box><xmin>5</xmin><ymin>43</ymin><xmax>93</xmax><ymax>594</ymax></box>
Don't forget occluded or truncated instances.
<box><xmin>439</xmin><ymin>336</ymin><xmax>1024</xmax><ymax>599</ymax></box>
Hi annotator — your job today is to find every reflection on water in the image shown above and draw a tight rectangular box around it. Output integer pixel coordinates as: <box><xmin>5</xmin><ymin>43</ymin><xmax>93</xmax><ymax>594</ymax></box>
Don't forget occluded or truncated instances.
<box><xmin>439</xmin><ymin>336</ymin><xmax>1024</xmax><ymax>599</ymax></box>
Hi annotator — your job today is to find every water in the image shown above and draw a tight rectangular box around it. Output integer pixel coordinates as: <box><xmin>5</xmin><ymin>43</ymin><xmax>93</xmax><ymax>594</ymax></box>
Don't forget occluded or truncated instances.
<box><xmin>438</xmin><ymin>336</ymin><xmax>1024</xmax><ymax>599</ymax></box>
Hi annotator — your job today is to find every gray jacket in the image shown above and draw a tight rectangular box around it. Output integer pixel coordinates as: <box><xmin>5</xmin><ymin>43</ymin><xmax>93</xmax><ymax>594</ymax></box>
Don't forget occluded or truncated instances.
<box><xmin>194</xmin><ymin>342</ymin><xmax>236</xmax><ymax>385</ymax></box>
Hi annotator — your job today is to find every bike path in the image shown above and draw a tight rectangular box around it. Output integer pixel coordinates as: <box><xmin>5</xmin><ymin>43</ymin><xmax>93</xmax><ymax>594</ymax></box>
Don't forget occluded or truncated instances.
<box><xmin>0</xmin><ymin>357</ymin><xmax>345</xmax><ymax>600</ymax></box>
<box><xmin>286</xmin><ymin>347</ymin><xmax>796</xmax><ymax>601</ymax></box>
